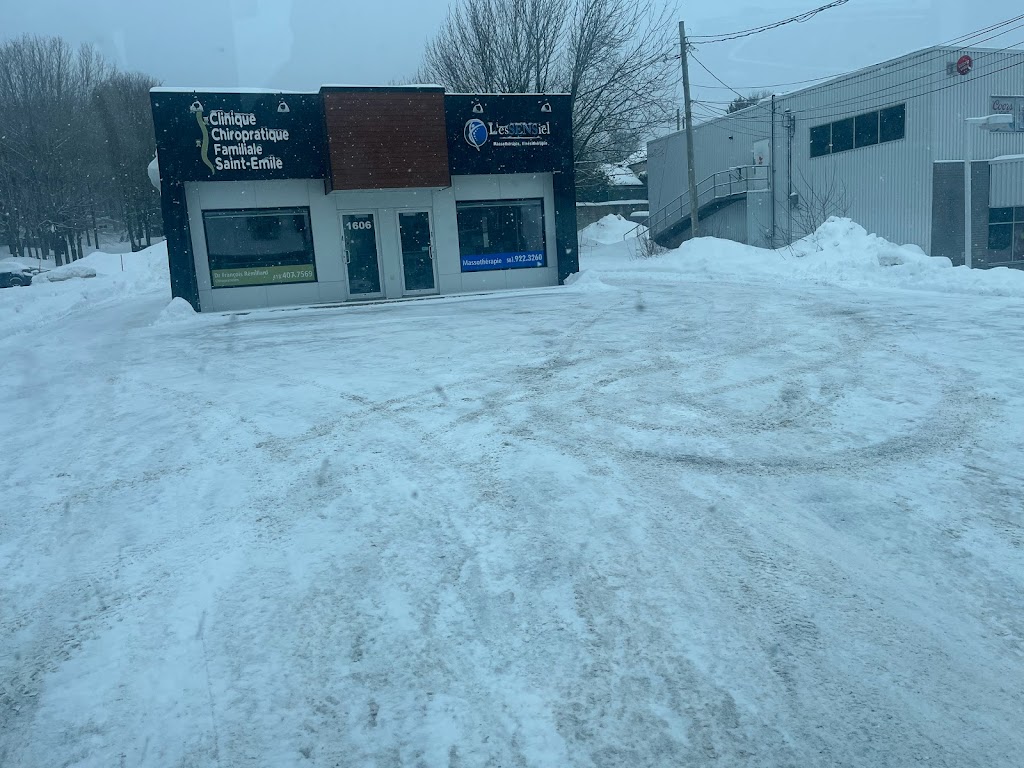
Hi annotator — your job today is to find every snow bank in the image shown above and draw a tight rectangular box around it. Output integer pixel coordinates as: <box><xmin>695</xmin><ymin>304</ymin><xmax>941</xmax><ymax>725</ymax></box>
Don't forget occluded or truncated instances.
<box><xmin>579</xmin><ymin>214</ymin><xmax>647</xmax><ymax>246</ymax></box>
<box><xmin>154</xmin><ymin>296</ymin><xmax>198</xmax><ymax>325</ymax></box>
<box><xmin>0</xmin><ymin>242</ymin><xmax>170</xmax><ymax>335</ymax></box>
<box><xmin>37</xmin><ymin>262</ymin><xmax>97</xmax><ymax>282</ymax></box>
<box><xmin>563</xmin><ymin>269</ymin><xmax>620</xmax><ymax>292</ymax></box>
<box><xmin>580</xmin><ymin>217</ymin><xmax>1024</xmax><ymax>300</ymax></box>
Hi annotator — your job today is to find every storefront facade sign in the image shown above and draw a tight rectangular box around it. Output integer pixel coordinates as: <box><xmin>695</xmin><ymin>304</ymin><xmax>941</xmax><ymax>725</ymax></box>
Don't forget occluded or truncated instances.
<box><xmin>151</xmin><ymin>91</ymin><xmax>326</xmax><ymax>181</ymax></box>
<box><xmin>445</xmin><ymin>94</ymin><xmax>573</xmax><ymax>175</ymax></box>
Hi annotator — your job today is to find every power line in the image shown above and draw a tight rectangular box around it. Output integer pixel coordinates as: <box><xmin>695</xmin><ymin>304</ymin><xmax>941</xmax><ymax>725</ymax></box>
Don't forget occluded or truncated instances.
<box><xmin>682</xmin><ymin>13</ymin><xmax>1024</xmax><ymax>102</ymax></box>
<box><xmin>782</xmin><ymin>42</ymin><xmax>1024</xmax><ymax>119</ymax></box>
<box><xmin>688</xmin><ymin>0</ymin><xmax>850</xmax><ymax>44</ymax></box>
<box><xmin>691</xmin><ymin>74</ymin><xmax>846</xmax><ymax>91</ymax></box>
<box><xmin>688</xmin><ymin>53</ymin><xmax>744</xmax><ymax>100</ymax></box>
<box><xmin>683</xmin><ymin>47</ymin><xmax>1024</xmax><ymax>134</ymax></box>
<box><xmin>686</xmin><ymin>36</ymin><xmax>1024</xmax><ymax>121</ymax></box>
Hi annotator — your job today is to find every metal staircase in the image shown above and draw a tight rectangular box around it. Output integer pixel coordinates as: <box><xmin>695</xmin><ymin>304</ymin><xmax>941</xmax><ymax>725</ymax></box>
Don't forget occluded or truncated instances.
<box><xmin>627</xmin><ymin>165</ymin><xmax>769</xmax><ymax>243</ymax></box>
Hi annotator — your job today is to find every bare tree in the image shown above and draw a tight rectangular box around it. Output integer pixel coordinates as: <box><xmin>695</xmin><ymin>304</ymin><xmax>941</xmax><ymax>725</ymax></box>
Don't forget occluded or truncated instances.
<box><xmin>761</xmin><ymin>166</ymin><xmax>851</xmax><ymax>252</ymax></box>
<box><xmin>94</xmin><ymin>72</ymin><xmax>162</xmax><ymax>251</ymax></box>
<box><xmin>0</xmin><ymin>36</ymin><xmax>111</xmax><ymax>264</ymax></box>
<box><xmin>418</xmin><ymin>0</ymin><xmax>677</xmax><ymax>165</ymax></box>
<box><xmin>0</xmin><ymin>35</ymin><xmax>161</xmax><ymax>264</ymax></box>
<box><xmin>792</xmin><ymin>166</ymin><xmax>850</xmax><ymax>249</ymax></box>
<box><xmin>726</xmin><ymin>89</ymin><xmax>773</xmax><ymax>114</ymax></box>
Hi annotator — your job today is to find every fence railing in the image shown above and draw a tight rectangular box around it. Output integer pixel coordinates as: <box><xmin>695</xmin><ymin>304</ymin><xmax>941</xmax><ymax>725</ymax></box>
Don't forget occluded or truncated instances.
<box><xmin>628</xmin><ymin>164</ymin><xmax>769</xmax><ymax>240</ymax></box>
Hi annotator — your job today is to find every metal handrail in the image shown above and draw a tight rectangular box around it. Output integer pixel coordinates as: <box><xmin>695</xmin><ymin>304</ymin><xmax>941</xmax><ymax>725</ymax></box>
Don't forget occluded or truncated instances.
<box><xmin>624</xmin><ymin>164</ymin><xmax>769</xmax><ymax>240</ymax></box>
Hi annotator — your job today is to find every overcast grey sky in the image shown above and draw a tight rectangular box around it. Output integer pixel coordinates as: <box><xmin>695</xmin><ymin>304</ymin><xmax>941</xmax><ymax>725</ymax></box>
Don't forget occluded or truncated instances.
<box><xmin>4</xmin><ymin>0</ymin><xmax>1021</xmax><ymax>124</ymax></box>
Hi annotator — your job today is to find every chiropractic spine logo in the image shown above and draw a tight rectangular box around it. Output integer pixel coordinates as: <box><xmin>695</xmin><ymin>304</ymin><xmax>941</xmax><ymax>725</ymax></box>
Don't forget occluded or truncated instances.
<box><xmin>464</xmin><ymin>118</ymin><xmax>488</xmax><ymax>151</ymax></box>
<box><xmin>190</xmin><ymin>101</ymin><xmax>216</xmax><ymax>173</ymax></box>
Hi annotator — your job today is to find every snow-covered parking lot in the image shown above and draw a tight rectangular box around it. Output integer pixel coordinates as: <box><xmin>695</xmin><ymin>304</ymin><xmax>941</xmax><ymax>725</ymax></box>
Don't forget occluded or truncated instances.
<box><xmin>2</xmin><ymin>221</ymin><xmax>1024</xmax><ymax>767</ymax></box>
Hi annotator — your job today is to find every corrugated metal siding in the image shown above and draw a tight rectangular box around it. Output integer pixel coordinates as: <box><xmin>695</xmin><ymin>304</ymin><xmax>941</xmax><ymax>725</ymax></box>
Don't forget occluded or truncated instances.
<box><xmin>772</xmin><ymin>48</ymin><xmax>942</xmax><ymax>250</ymax></box>
<box><xmin>990</xmin><ymin>156</ymin><xmax>1024</xmax><ymax>206</ymax></box>
<box><xmin>646</xmin><ymin>132</ymin><xmax>682</xmax><ymax>220</ymax></box>
<box><xmin>646</xmin><ymin>104</ymin><xmax>770</xmax><ymax>226</ymax></box>
<box><xmin>931</xmin><ymin>50</ymin><xmax>1024</xmax><ymax>162</ymax></box>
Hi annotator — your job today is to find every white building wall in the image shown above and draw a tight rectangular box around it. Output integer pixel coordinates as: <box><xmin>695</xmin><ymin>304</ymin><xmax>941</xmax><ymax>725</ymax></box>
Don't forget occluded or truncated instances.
<box><xmin>930</xmin><ymin>49</ymin><xmax>1024</xmax><ymax>162</ymax></box>
<box><xmin>647</xmin><ymin>46</ymin><xmax>1024</xmax><ymax>255</ymax></box>
<box><xmin>648</xmin><ymin>103</ymin><xmax>770</xmax><ymax>225</ymax></box>
<box><xmin>772</xmin><ymin>48</ymin><xmax>941</xmax><ymax>250</ymax></box>
<box><xmin>186</xmin><ymin>174</ymin><xmax>558</xmax><ymax>312</ymax></box>
<box><xmin>450</xmin><ymin>173</ymin><xmax>558</xmax><ymax>293</ymax></box>
<box><xmin>187</xmin><ymin>179</ymin><xmax>343</xmax><ymax>313</ymax></box>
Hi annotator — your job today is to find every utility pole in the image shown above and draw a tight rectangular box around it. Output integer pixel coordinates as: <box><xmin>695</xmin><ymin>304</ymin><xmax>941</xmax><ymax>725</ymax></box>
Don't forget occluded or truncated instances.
<box><xmin>679</xmin><ymin>21</ymin><xmax>700</xmax><ymax>238</ymax></box>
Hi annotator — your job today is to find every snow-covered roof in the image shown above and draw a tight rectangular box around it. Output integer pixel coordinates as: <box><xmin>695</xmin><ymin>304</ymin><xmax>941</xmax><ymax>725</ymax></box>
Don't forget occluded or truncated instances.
<box><xmin>447</xmin><ymin>91</ymin><xmax>571</xmax><ymax>96</ymax></box>
<box><xmin>151</xmin><ymin>86</ymin><xmax>313</xmax><ymax>94</ymax></box>
<box><xmin>320</xmin><ymin>83</ymin><xmax>443</xmax><ymax>90</ymax></box>
<box><xmin>601</xmin><ymin>163</ymin><xmax>644</xmax><ymax>187</ymax></box>
<box><xmin>623</xmin><ymin>148</ymin><xmax>647</xmax><ymax>166</ymax></box>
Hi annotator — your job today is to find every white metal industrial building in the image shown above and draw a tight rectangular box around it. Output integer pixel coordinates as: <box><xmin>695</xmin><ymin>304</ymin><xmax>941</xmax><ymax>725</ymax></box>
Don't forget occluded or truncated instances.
<box><xmin>647</xmin><ymin>45</ymin><xmax>1024</xmax><ymax>268</ymax></box>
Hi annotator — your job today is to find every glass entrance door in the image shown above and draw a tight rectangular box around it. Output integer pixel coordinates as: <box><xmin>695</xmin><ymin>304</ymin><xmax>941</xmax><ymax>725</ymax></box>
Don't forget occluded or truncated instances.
<box><xmin>341</xmin><ymin>213</ymin><xmax>383</xmax><ymax>298</ymax></box>
<box><xmin>398</xmin><ymin>211</ymin><xmax>437</xmax><ymax>294</ymax></box>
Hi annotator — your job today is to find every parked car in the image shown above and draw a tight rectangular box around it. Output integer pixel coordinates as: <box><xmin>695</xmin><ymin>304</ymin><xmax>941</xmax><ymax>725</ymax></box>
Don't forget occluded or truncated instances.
<box><xmin>0</xmin><ymin>265</ymin><xmax>35</xmax><ymax>288</ymax></box>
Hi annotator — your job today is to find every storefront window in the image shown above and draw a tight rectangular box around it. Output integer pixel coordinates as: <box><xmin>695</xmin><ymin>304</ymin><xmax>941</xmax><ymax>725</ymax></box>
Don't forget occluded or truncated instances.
<box><xmin>988</xmin><ymin>207</ymin><xmax>1024</xmax><ymax>265</ymax></box>
<box><xmin>203</xmin><ymin>207</ymin><xmax>317</xmax><ymax>288</ymax></box>
<box><xmin>456</xmin><ymin>199</ymin><xmax>546</xmax><ymax>272</ymax></box>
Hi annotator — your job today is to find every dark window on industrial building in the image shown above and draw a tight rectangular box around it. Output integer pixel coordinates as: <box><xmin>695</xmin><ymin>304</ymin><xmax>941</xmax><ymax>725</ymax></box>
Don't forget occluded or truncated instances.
<box><xmin>203</xmin><ymin>207</ymin><xmax>317</xmax><ymax>288</ymax></box>
<box><xmin>879</xmin><ymin>104</ymin><xmax>906</xmax><ymax>143</ymax></box>
<box><xmin>456</xmin><ymin>199</ymin><xmax>546</xmax><ymax>272</ymax></box>
<box><xmin>811</xmin><ymin>103</ymin><xmax>905</xmax><ymax>157</ymax></box>
<box><xmin>831</xmin><ymin>118</ymin><xmax>854</xmax><ymax>152</ymax></box>
<box><xmin>855</xmin><ymin>112</ymin><xmax>879</xmax><ymax>147</ymax></box>
<box><xmin>810</xmin><ymin>125</ymin><xmax>831</xmax><ymax>158</ymax></box>
<box><xmin>988</xmin><ymin>207</ymin><xmax>1024</xmax><ymax>263</ymax></box>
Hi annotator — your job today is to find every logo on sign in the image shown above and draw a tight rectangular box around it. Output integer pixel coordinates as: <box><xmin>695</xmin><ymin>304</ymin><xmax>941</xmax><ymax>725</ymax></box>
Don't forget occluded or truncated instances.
<box><xmin>464</xmin><ymin>118</ymin><xmax>489</xmax><ymax>150</ymax></box>
<box><xmin>956</xmin><ymin>54</ymin><xmax>973</xmax><ymax>76</ymax></box>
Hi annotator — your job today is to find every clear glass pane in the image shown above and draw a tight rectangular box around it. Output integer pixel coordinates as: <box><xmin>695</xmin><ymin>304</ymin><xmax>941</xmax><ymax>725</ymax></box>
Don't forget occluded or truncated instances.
<box><xmin>1014</xmin><ymin>223</ymin><xmax>1024</xmax><ymax>262</ymax></box>
<box><xmin>399</xmin><ymin>212</ymin><xmax>435</xmax><ymax>292</ymax></box>
<box><xmin>810</xmin><ymin>125</ymin><xmax>831</xmax><ymax>157</ymax></box>
<box><xmin>831</xmin><ymin>118</ymin><xmax>854</xmax><ymax>153</ymax></box>
<box><xmin>988</xmin><ymin>224</ymin><xmax>1013</xmax><ymax>260</ymax></box>
<box><xmin>203</xmin><ymin>208</ymin><xmax>316</xmax><ymax>288</ymax></box>
<box><xmin>456</xmin><ymin>199</ymin><xmax>546</xmax><ymax>271</ymax></box>
<box><xmin>855</xmin><ymin>112</ymin><xmax>879</xmax><ymax>147</ymax></box>
<box><xmin>880</xmin><ymin>104</ymin><xmax>906</xmax><ymax>142</ymax></box>
<box><xmin>990</xmin><ymin>207</ymin><xmax>1013</xmax><ymax>224</ymax></box>
<box><xmin>342</xmin><ymin>214</ymin><xmax>381</xmax><ymax>295</ymax></box>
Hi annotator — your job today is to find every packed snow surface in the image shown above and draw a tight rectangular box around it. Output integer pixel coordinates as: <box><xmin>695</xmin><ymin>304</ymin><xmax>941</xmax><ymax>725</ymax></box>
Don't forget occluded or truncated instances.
<box><xmin>2</xmin><ymin>223</ymin><xmax>1023</xmax><ymax>767</ymax></box>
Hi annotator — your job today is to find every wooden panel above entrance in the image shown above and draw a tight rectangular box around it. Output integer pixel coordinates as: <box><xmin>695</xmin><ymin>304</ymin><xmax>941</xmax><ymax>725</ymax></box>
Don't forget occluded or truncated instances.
<box><xmin>322</xmin><ymin>87</ymin><xmax>451</xmax><ymax>192</ymax></box>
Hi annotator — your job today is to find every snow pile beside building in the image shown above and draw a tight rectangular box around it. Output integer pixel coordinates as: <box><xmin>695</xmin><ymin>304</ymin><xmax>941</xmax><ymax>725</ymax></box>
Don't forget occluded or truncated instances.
<box><xmin>580</xmin><ymin>217</ymin><xmax>1024</xmax><ymax>299</ymax></box>
<box><xmin>36</xmin><ymin>263</ymin><xmax>98</xmax><ymax>282</ymax></box>
<box><xmin>0</xmin><ymin>241</ymin><xmax>170</xmax><ymax>334</ymax></box>
<box><xmin>154</xmin><ymin>296</ymin><xmax>199</xmax><ymax>325</ymax></box>
<box><xmin>579</xmin><ymin>214</ymin><xmax>647</xmax><ymax>246</ymax></box>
